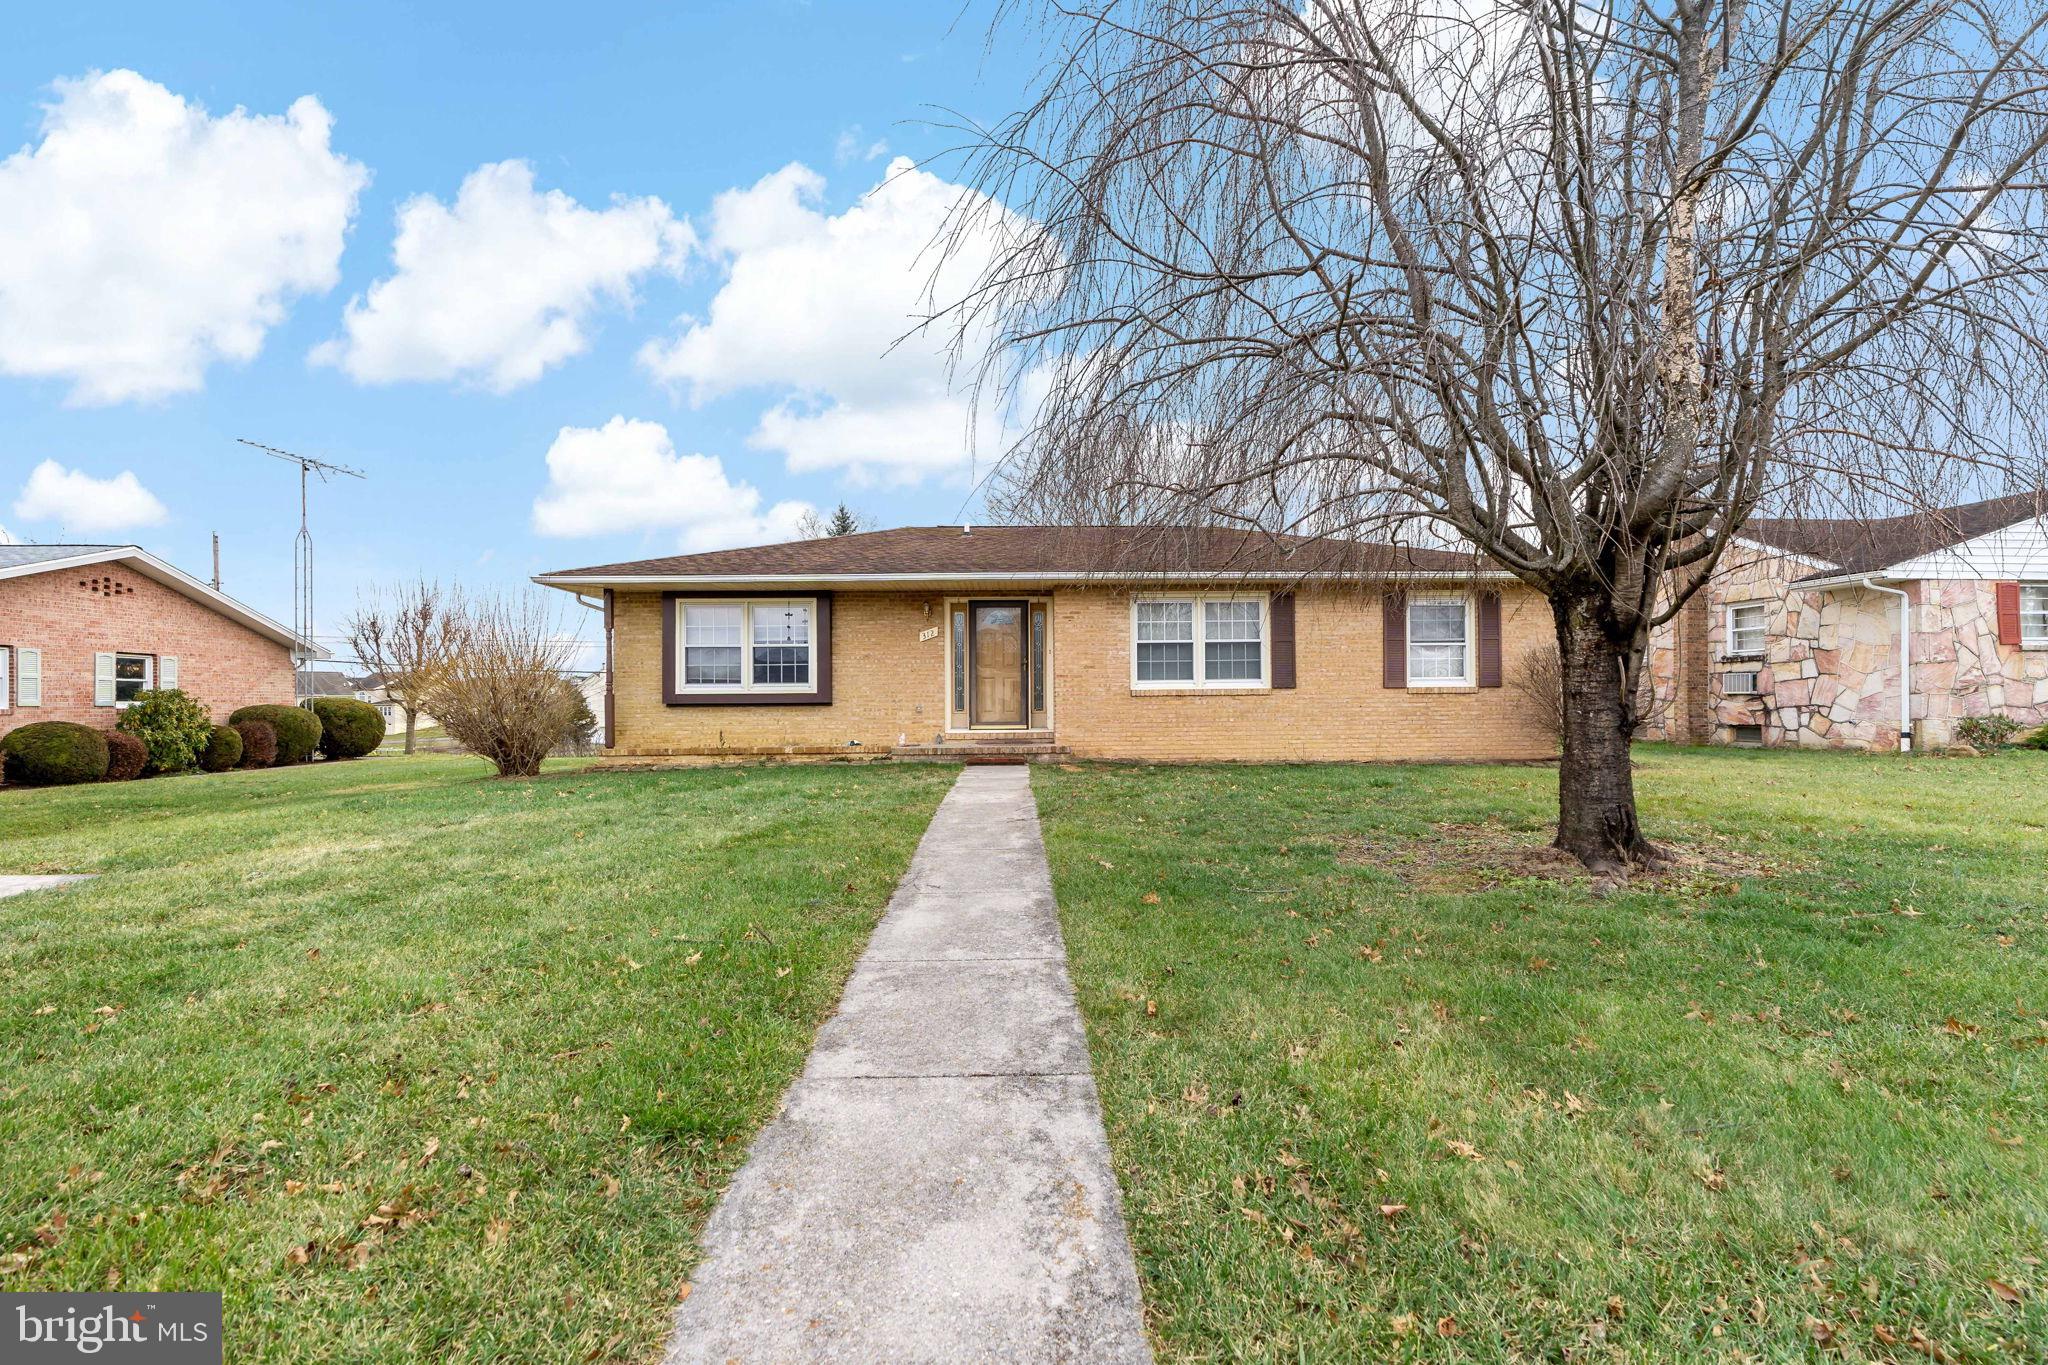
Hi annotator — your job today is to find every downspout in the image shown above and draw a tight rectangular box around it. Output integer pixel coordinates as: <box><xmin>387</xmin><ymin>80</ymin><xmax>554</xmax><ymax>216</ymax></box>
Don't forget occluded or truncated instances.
<box><xmin>1860</xmin><ymin>579</ymin><xmax>1912</xmax><ymax>753</ymax></box>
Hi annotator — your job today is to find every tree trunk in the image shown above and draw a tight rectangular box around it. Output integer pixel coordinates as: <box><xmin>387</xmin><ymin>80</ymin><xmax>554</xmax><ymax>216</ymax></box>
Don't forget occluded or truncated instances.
<box><xmin>1552</xmin><ymin>594</ymin><xmax>1652</xmax><ymax>873</ymax></box>
<box><xmin>404</xmin><ymin>707</ymin><xmax>417</xmax><ymax>755</ymax></box>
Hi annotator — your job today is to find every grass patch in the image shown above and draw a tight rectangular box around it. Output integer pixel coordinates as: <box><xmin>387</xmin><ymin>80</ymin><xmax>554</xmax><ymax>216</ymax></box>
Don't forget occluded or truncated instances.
<box><xmin>1037</xmin><ymin>746</ymin><xmax>2048</xmax><ymax>1361</ymax></box>
<box><xmin>0</xmin><ymin>754</ymin><xmax>954</xmax><ymax>1361</ymax></box>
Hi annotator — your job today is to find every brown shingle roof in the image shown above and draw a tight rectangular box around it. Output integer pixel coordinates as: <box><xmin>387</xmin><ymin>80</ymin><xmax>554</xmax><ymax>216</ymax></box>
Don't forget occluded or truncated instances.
<box><xmin>1741</xmin><ymin>493</ymin><xmax>2048</xmax><ymax>580</ymax></box>
<box><xmin>537</xmin><ymin>525</ymin><xmax>1497</xmax><ymax>582</ymax></box>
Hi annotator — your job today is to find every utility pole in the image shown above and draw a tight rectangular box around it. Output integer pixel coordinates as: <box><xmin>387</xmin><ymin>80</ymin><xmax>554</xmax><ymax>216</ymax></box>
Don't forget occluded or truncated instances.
<box><xmin>238</xmin><ymin>438</ymin><xmax>365</xmax><ymax>666</ymax></box>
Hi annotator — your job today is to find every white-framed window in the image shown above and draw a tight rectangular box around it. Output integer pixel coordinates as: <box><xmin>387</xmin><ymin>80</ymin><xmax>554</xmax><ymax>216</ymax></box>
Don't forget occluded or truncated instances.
<box><xmin>0</xmin><ymin>646</ymin><xmax>10</xmax><ymax>710</ymax></box>
<box><xmin>1726</xmin><ymin>601</ymin><xmax>1769</xmax><ymax>658</ymax></box>
<box><xmin>96</xmin><ymin>651</ymin><xmax>154</xmax><ymax>707</ymax></box>
<box><xmin>676</xmin><ymin>599</ymin><xmax>816</xmax><ymax>693</ymax></box>
<box><xmin>1406</xmin><ymin>595</ymin><xmax>1473</xmax><ymax>686</ymax></box>
<box><xmin>1131</xmin><ymin>594</ymin><xmax>1267</xmax><ymax>688</ymax></box>
<box><xmin>2022</xmin><ymin>585</ymin><xmax>2048</xmax><ymax>647</ymax></box>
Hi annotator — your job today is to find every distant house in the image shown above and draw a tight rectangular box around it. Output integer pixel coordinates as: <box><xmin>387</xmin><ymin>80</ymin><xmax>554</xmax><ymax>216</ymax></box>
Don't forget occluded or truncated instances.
<box><xmin>1</xmin><ymin>543</ymin><xmax>324</xmax><ymax>741</ymax></box>
<box><xmin>1643</xmin><ymin>494</ymin><xmax>2048</xmax><ymax>751</ymax></box>
<box><xmin>294</xmin><ymin>669</ymin><xmax>359</xmax><ymax>703</ymax></box>
<box><xmin>349</xmin><ymin>673</ymin><xmax>438</xmax><ymax>734</ymax></box>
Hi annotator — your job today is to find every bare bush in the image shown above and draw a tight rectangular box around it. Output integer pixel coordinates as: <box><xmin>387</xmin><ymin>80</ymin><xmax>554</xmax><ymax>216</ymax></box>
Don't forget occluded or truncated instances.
<box><xmin>1510</xmin><ymin>647</ymin><xmax>1567</xmax><ymax>747</ymax></box>
<box><xmin>427</xmin><ymin>589</ymin><xmax>582</xmax><ymax>778</ymax></box>
<box><xmin>1510</xmin><ymin>645</ymin><xmax>1664</xmax><ymax>747</ymax></box>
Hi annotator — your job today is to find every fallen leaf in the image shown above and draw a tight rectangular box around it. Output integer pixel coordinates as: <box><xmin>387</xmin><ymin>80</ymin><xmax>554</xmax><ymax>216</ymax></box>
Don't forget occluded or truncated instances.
<box><xmin>1436</xmin><ymin>1315</ymin><xmax>1461</xmax><ymax>1337</ymax></box>
<box><xmin>1141</xmin><ymin>892</ymin><xmax>1161</xmax><ymax>905</ymax></box>
<box><xmin>1378</xmin><ymin>1203</ymin><xmax>1408</xmax><ymax>1219</ymax></box>
<box><xmin>1987</xmin><ymin>1278</ymin><xmax>2022</xmax><ymax>1305</ymax></box>
<box><xmin>1441</xmin><ymin>1139</ymin><xmax>1483</xmax><ymax>1161</ymax></box>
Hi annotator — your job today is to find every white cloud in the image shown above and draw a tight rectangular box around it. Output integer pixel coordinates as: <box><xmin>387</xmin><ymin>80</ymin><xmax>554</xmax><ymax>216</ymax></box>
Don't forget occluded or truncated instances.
<box><xmin>531</xmin><ymin>417</ymin><xmax>812</xmax><ymax>551</ymax></box>
<box><xmin>314</xmin><ymin>160</ymin><xmax>692</xmax><ymax>391</ymax></box>
<box><xmin>639</xmin><ymin>157</ymin><xmax>1033</xmax><ymax>486</ymax></box>
<box><xmin>833</xmin><ymin>126</ymin><xmax>890</xmax><ymax>165</ymax></box>
<box><xmin>13</xmin><ymin>459</ymin><xmax>169</xmax><ymax>533</ymax></box>
<box><xmin>0</xmin><ymin>70</ymin><xmax>367</xmax><ymax>405</ymax></box>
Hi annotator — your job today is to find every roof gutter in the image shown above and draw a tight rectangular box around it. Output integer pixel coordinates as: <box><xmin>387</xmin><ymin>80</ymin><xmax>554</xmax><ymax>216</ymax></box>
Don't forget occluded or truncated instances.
<box><xmin>531</xmin><ymin>567</ymin><xmax>1517</xmax><ymax>591</ymax></box>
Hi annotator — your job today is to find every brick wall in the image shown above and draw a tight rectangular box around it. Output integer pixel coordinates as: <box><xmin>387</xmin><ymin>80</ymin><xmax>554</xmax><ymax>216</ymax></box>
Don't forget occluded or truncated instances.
<box><xmin>609</xmin><ymin>584</ymin><xmax>1558</xmax><ymax>762</ymax></box>
<box><xmin>0</xmin><ymin>566</ymin><xmax>298</xmax><ymax>738</ymax></box>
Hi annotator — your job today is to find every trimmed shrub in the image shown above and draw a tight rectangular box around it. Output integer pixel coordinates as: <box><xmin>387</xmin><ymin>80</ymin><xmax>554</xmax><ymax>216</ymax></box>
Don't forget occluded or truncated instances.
<box><xmin>310</xmin><ymin>696</ymin><xmax>386</xmax><ymax>759</ymax></box>
<box><xmin>229</xmin><ymin>704</ymin><xmax>322</xmax><ymax>764</ymax></box>
<box><xmin>104</xmin><ymin>730</ymin><xmax>147</xmax><ymax>781</ymax></box>
<box><xmin>117</xmin><ymin>688</ymin><xmax>215</xmax><ymax>774</ymax></box>
<box><xmin>1</xmin><ymin>721</ymin><xmax>110</xmax><ymax>786</ymax></box>
<box><xmin>2020</xmin><ymin>725</ymin><xmax>2048</xmax><ymax>752</ymax></box>
<box><xmin>234</xmin><ymin>719</ymin><xmax>278</xmax><ymax>769</ymax></box>
<box><xmin>200</xmin><ymin>724</ymin><xmax>244</xmax><ymax>772</ymax></box>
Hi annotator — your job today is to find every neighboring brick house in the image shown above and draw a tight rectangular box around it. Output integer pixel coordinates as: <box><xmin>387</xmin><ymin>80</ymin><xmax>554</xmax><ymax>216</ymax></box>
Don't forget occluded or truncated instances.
<box><xmin>534</xmin><ymin>525</ymin><xmax>1556</xmax><ymax>763</ymax></box>
<box><xmin>0</xmin><ymin>543</ymin><xmax>322</xmax><ymax>741</ymax></box>
<box><xmin>1642</xmin><ymin>494</ymin><xmax>2048</xmax><ymax>751</ymax></box>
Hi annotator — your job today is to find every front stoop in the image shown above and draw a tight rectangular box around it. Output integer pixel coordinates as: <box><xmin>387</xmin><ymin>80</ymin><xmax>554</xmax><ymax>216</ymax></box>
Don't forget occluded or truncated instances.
<box><xmin>891</xmin><ymin>731</ymin><xmax>1069</xmax><ymax>764</ymax></box>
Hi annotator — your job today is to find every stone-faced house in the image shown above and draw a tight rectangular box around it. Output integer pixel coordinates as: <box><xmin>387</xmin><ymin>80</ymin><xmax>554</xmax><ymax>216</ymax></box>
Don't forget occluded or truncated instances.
<box><xmin>1643</xmin><ymin>494</ymin><xmax>2048</xmax><ymax>751</ymax></box>
<box><xmin>0</xmin><ymin>543</ymin><xmax>321</xmax><ymax>741</ymax></box>
<box><xmin>535</xmin><ymin>525</ymin><xmax>1557</xmax><ymax>763</ymax></box>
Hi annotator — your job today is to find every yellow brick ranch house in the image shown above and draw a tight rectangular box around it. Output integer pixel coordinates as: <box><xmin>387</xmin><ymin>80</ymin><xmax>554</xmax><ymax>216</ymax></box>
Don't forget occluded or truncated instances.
<box><xmin>535</xmin><ymin>525</ymin><xmax>1557</xmax><ymax>763</ymax></box>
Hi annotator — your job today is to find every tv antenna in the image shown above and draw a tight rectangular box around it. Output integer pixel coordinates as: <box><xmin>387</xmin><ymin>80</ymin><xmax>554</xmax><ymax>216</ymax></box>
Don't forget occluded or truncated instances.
<box><xmin>238</xmin><ymin>438</ymin><xmax>365</xmax><ymax>666</ymax></box>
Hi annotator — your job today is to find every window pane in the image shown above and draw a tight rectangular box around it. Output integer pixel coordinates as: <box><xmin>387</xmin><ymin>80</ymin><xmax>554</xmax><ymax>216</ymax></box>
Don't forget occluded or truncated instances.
<box><xmin>1408</xmin><ymin>641</ymin><xmax>1467</xmax><ymax>680</ymax></box>
<box><xmin>684</xmin><ymin>605</ymin><xmax>742</xmax><ymax>645</ymax></box>
<box><xmin>1408</xmin><ymin>600</ymin><xmax>1466</xmax><ymax>644</ymax></box>
<box><xmin>682</xmin><ymin>605</ymin><xmax>744</xmax><ymax>686</ymax></box>
<box><xmin>750</xmin><ymin>603</ymin><xmax>811</xmax><ymax>685</ymax></box>
<box><xmin>751</xmin><ymin>603</ymin><xmax>810</xmax><ymax>646</ymax></box>
<box><xmin>684</xmin><ymin>647</ymin><xmax>742</xmax><ymax>686</ymax></box>
<box><xmin>2021</xmin><ymin>586</ymin><xmax>2048</xmax><ymax>641</ymax></box>
<box><xmin>952</xmin><ymin>610</ymin><xmax>967</xmax><ymax>712</ymax></box>
<box><xmin>1205</xmin><ymin>640</ymin><xmax>1262</xmax><ymax>680</ymax></box>
<box><xmin>1136</xmin><ymin>642</ymin><xmax>1195</xmax><ymax>682</ymax></box>
<box><xmin>1136</xmin><ymin>600</ymin><xmax>1193</xmax><ymax>641</ymax></box>
<box><xmin>115</xmin><ymin>653</ymin><xmax>149</xmax><ymax>702</ymax></box>
<box><xmin>1203</xmin><ymin>599</ymin><xmax>1262</xmax><ymax>641</ymax></box>
<box><xmin>1730</xmin><ymin>603</ymin><xmax>1767</xmax><ymax>654</ymax></box>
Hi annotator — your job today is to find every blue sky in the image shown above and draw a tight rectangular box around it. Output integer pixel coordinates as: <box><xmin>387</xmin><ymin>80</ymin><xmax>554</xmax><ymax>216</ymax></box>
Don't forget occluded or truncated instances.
<box><xmin>0</xmin><ymin>1</ymin><xmax>1033</xmax><ymax>660</ymax></box>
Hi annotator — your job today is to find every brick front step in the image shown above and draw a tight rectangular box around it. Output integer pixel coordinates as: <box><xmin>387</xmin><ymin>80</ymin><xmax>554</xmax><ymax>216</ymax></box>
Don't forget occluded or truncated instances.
<box><xmin>890</xmin><ymin>739</ymin><xmax>1070</xmax><ymax>764</ymax></box>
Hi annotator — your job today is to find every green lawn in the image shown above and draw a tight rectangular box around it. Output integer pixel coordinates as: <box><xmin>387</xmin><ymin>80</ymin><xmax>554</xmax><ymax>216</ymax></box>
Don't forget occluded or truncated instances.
<box><xmin>1036</xmin><ymin>747</ymin><xmax>2048</xmax><ymax>1362</ymax></box>
<box><xmin>0</xmin><ymin>755</ymin><xmax>955</xmax><ymax>1362</ymax></box>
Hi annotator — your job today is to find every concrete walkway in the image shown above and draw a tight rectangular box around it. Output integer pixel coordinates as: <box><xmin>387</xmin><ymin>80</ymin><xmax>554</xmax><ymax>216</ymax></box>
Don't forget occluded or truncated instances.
<box><xmin>0</xmin><ymin>874</ymin><xmax>95</xmax><ymax>900</ymax></box>
<box><xmin>665</xmin><ymin>766</ymin><xmax>1151</xmax><ymax>1364</ymax></box>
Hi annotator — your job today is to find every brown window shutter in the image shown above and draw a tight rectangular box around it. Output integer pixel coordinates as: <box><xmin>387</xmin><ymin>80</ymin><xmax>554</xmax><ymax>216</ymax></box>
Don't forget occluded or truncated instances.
<box><xmin>1269</xmin><ymin>592</ymin><xmax>1296</xmax><ymax>689</ymax></box>
<box><xmin>1382</xmin><ymin>590</ymin><xmax>1408</xmax><ymax>688</ymax></box>
<box><xmin>1477</xmin><ymin>592</ymin><xmax>1503</xmax><ymax>687</ymax></box>
<box><xmin>1995</xmin><ymin>581</ymin><xmax>2023</xmax><ymax>646</ymax></box>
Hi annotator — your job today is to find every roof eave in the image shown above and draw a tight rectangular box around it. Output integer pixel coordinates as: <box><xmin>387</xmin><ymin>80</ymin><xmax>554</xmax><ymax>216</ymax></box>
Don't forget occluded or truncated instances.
<box><xmin>533</xmin><ymin>567</ymin><xmax>1518</xmax><ymax>591</ymax></box>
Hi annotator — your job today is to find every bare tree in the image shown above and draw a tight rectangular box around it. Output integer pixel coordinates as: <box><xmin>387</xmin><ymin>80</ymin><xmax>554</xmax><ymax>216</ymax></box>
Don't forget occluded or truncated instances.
<box><xmin>427</xmin><ymin>588</ymin><xmax>582</xmax><ymax>778</ymax></box>
<box><xmin>344</xmin><ymin>579</ymin><xmax>459</xmax><ymax>755</ymax></box>
<box><xmin>797</xmin><ymin>502</ymin><xmax>876</xmax><ymax>538</ymax></box>
<box><xmin>950</xmin><ymin>0</ymin><xmax>2048</xmax><ymax>872</ymax></box>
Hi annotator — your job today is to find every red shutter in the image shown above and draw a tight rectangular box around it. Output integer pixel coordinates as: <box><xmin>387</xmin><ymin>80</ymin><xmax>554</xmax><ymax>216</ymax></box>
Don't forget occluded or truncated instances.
<box><xmin>1270</xmin><ymin>592</ymin><xmax>1296</xmax><ymax>689</ymax></box>
<box><xmin>1382</xmin><ymin>590</ymin><xmax>1408</xmax><ymax>688</ymax></box>
<box><xmin>1995</xmin><ymin>581</ymin><xmax>2023</xmax><ymax>646</ymax></box>
<box><xmin>1477</xmin><ymin>592</ymin><xmax>1503</xmax><ymax>688</ymax></box>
